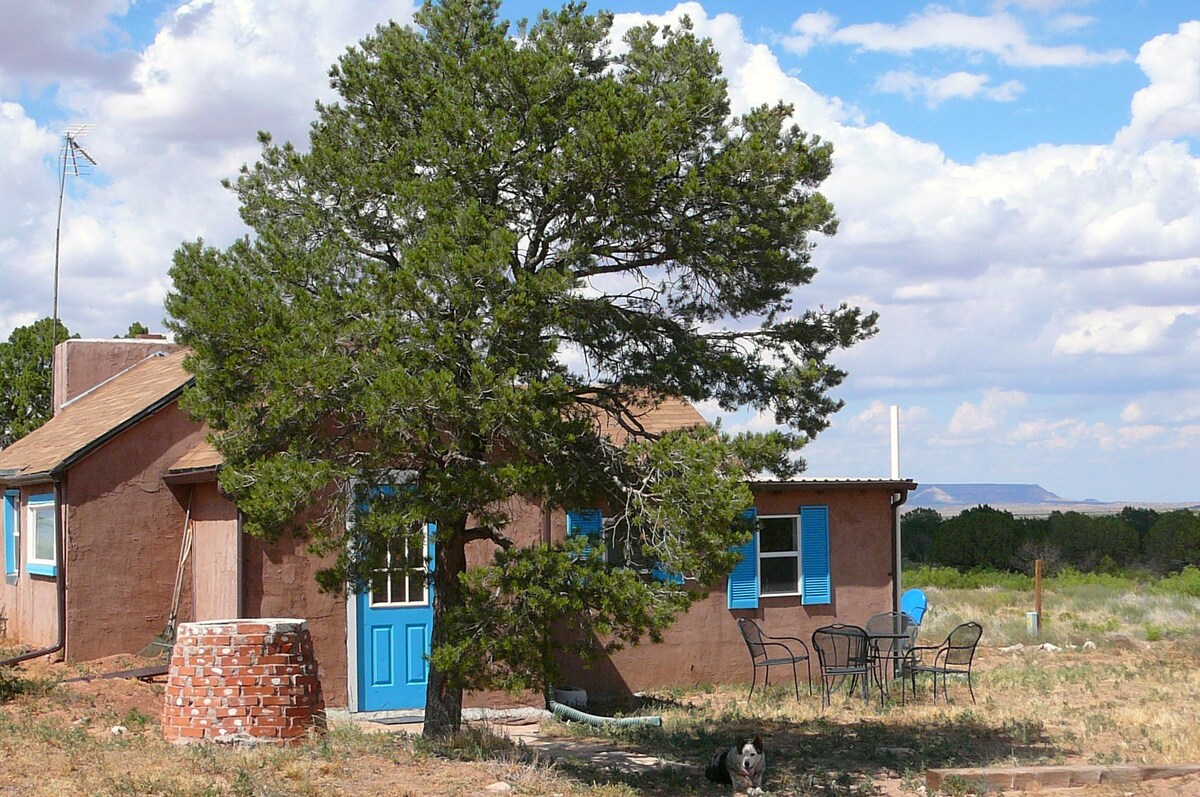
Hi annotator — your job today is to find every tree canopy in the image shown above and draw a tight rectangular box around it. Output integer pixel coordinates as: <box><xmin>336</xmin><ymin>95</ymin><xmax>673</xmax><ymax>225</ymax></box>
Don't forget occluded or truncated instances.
<box><xmin>165</xmin><ymin>0</ymin><xmax>875</xmax><ymax>736</ymax></box>
<box><xmin>0</xmin><ymin>317</ymin><xmax>74</xmax><ymax>447</ymax></box>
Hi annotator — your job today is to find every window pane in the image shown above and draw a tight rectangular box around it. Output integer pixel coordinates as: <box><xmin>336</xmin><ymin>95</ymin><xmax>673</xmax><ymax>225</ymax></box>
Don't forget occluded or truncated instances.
<box><xmin>369</xmin><ymin>570</ymin><xmax>390</xmax><ymax>605</ymax></box>
<box><xmin>761</xmin><ymin>557</ymin><xmax>798</xmax><ymax>594</ymax></box>
<box><xmin>407</xmin><ymin>572</ymin><xmax>425</xmax><ymax>604</ymax></box>
<box><xmin>759</xmin><ymin>517</ymin><xmax>796</xmax><ymax>553</ymax></box>
<box><xmin>33</xmin><ymin>508</ymin><xmax>55</xmax><ymax>562</ymax></box>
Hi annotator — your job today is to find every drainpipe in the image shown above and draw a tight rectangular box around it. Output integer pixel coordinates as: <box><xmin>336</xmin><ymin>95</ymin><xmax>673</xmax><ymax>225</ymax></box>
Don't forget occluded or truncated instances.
<box><xmin>0</xmin><ymin>475</ymin><xmax>67</xmax><ymax>667</ymax></box>
<box><xmin>890</xmin><ymin>488</ymin><xmax>909</xmax><ymax>615</ymax></box>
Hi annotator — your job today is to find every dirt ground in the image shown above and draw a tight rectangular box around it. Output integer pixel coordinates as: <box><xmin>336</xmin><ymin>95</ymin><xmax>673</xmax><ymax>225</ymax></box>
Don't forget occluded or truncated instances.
<box><xmin>6</xmin><ymin>650</ymin><xmax>1200</xmax><ymax>796</ymax></box>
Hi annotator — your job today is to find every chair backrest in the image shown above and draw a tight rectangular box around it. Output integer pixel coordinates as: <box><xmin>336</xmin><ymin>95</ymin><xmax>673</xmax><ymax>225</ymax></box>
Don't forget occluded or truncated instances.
<box><xmin>812</xmin><ymin>624</ymin><xmax>869</xmax><ymax>670</ymax></box>
<box><xmin>737</xmin><ymin>618</ymin><xmax>768</xmax><ymax>664</ymax></box>
<box><xmin>901</xmin><ymin>588</ymin><xmax>928</xmax><ymax>625</ymax></box>
<box><xmin>943</xmin><ymin>622</ymin><xmax>983</xmax><ymax>667</ymax></box>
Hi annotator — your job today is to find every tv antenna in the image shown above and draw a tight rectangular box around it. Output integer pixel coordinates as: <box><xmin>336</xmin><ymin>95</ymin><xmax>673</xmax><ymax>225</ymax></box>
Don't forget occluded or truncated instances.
<box><xmin>51</xmin><ymin>125</ymin><xmax>98</xmax><ymax>347</ymax></box>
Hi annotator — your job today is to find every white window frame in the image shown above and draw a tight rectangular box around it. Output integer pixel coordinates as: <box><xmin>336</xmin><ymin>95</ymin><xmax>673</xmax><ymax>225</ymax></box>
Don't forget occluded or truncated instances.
<box><xmin>367</xmin><ymin>524</ymin><xmax>430</xmax><ymax>608</ymax></box>
<box><xmin>757</xmin><ymin>514</ymin><xmax>801</xmax><ymax>597</ymax></box>
<box><xmin>26</xmin><ymin>493</ymin><xmax>57</xmax><ymax>577</ymax></box>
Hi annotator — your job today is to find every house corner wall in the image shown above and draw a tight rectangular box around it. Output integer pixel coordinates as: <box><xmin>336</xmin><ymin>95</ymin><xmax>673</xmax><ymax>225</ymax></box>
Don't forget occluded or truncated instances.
<box><xmin>63</xmin><ymin>402</ymin><xmax>206</xmax><ymax>661</ymax></box>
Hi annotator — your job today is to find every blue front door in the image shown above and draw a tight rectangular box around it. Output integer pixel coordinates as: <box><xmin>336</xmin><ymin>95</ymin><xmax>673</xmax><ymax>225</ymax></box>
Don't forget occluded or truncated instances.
<box><xmin>355</xmin><ymin>521</ymin><xmax>435</xmax><ymax>711</ymax></box>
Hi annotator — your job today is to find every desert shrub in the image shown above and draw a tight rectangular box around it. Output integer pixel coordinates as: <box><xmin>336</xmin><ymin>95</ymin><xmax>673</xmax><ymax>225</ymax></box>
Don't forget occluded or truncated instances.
<box><xmin>905</xmin><ymin>564</ymin><xmax>1031</xmax><ymax>590</ymax></box>
<box><xmin>0</xmin><ymin>667</ymin><xmax>23</xmax><ymax>703</ymax></box>
<box><xmin>1152</xmin><ymin>565</ymin><xmax>1200</xmax><ymax>598</ymax></box>
<box><xmin>1051</xmin><ymin>567</ymin><xmax>1138</xmax><ymax>590</ymax></box>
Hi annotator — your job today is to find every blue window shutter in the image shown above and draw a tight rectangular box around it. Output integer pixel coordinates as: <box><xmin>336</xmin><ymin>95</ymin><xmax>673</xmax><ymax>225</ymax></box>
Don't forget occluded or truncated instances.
<box><xmin>426</xmin><ymin>521</ymin><xmax>436</xmax><ymax>573</ymax></box>
<box><xmin>650</xmin><ymin>564</ymin><xmax>684</xmax><ymax>585</ymax></box>
<box><xmin>727</xmin><ymin>507</ymin><xmax>759</xmax><ymax>609</ymax></box>
<box><xmin>800</xmin><ymin>505</ymin><xmax>831</xmax><ymax>605</ymax></box>
<box><xmin>3</xmin><ymin>490</ymin><xmax>17</xmax><ymax>578</ymax></box>
<box><xmin>566</xmin><ymin>509</ymin><xmax>602</xmax><ymax>561</ymax></box>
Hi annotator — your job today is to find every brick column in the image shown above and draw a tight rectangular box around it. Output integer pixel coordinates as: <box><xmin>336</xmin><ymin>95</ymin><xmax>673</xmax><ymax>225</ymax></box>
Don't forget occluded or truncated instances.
<box><xmin>162</xmin><ymin>619</ymin><xmax>325</xmax><ymax>745</ymax></box>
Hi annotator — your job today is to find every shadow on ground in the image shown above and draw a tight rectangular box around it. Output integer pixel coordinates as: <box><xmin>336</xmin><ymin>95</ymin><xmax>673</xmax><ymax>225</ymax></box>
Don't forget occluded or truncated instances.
<box><xmin>540</xmin><ymin>690</ymin><xmax>1061</xmax><ymax>796</ymax></box>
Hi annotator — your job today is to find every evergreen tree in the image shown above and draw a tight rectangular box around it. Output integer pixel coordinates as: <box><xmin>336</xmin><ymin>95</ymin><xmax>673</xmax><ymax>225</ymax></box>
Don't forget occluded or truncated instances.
<box><xmin>166</xmin><ymin>0</ymin><xmax>875</xmax><ymax>735</ymax></box>
<box><xmin>0</xmin><ymin>317</ymin><xmax>74</xmax><ymax>447</ymax></box>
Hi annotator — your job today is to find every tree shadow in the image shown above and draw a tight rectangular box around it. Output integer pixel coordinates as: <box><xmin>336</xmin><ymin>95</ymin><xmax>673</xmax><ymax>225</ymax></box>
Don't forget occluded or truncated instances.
<box><xmin>542</xmin><ymin>696</ymin><xmax>1064</xmax><ymax>796</ymax></box>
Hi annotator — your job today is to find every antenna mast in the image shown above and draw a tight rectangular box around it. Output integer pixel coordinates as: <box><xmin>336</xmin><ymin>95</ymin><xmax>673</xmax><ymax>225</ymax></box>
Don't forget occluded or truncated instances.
<box><xmin>52</xmin><ymin>125</ymin><xmax>98</xmax><ymax>339</ymax></box>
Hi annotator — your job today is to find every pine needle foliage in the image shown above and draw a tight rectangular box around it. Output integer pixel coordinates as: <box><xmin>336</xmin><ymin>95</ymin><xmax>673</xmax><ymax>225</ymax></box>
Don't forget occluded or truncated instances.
<box><xmin>165</xmin><ymin>0</ymin><xmax>875</xmax><ymax>736</ymax></box>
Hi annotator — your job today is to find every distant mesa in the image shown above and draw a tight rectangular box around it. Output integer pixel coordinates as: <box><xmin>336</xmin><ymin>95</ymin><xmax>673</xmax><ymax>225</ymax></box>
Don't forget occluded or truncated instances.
<box><xmin>910</xmin><ymin>483</ymin><xmax>1067</xmax><ymax>508</ymax></box>
<box><xmin>907</xmin><ymin>483</ymin><xmax>1196</xmax><ymax>516</ymax></box>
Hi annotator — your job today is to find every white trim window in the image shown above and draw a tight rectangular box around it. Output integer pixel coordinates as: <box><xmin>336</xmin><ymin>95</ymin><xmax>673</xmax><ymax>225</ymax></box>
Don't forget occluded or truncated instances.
<box><xmin>368</xmin><ymin>525</ymin><xmax>429</xmax><ymax>607</ymax></box>
<box><xmin>758</xmin><ymin>514</ymin><xmax>800</xmax><ymax>596</ymax></box>
<box><xmin>26</xmin><ymin>493</ymin><xmax>57</xmax><ymax>577</ymax></box>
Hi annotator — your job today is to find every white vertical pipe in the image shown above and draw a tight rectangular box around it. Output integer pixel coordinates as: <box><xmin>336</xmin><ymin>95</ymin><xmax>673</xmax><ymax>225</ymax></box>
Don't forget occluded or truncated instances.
<box><xmin>891</xmin><ymin>405</ymin><xmax>902</xmax><ymax>613</ymax></box>
<box><xmin>890</xmin><ymin>405</ymin><xmax>901</xmax><ymax>479</ymax></box>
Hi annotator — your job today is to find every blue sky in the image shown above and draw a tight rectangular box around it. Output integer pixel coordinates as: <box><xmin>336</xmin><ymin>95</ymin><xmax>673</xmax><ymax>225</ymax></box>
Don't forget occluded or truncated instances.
<box><xmin>1</xmin><ymin>1</ymin><xmax>1198</xmax><ymax>503</ymax></box>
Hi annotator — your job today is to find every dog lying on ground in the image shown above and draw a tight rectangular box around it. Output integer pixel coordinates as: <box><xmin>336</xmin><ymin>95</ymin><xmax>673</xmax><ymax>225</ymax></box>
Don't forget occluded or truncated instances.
<box><xmin>705</xmin><ymin>735</ymin><xmax>766</xmax><ymax>796</ymax></box>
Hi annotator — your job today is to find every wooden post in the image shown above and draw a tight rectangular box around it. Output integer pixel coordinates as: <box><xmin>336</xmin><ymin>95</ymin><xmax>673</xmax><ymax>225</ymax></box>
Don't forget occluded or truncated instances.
<box><xmin>1034</xmin><ymin>559</ymin><xmax>1043</xmax><ymax>636</ymax></box>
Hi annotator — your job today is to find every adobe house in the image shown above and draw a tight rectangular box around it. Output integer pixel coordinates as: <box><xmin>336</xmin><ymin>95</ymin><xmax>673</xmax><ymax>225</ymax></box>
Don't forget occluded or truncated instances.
<box><xmin>0</xmin><ymin>339</ymin><xmax>915</xmax><ymax>713</ymax></box>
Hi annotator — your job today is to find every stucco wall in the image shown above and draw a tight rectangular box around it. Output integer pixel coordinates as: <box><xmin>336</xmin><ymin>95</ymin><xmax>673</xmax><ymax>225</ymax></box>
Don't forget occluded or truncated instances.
<box><xmin>0</xmin><ymin>485</ymin><xmax>62</xmax><ymax>647</ymax></box>
<box><xmin>242</xmin><ymin>527</ymin><xmax>347</xmax><ymax>709</ymax></box>
<box><xmin>63</xmin><ymin>402</ymin><xmax>207</xmax><ymax>660</ymax></box>
<box><xmin>184</xmin><ymin>481</ymin><xmax>898</xmax><ymax>709</ymax></box>
<box><xmin>557</xmin><ymin>485</ymin><xmax>899</xmax><ymax>697</ymax></box>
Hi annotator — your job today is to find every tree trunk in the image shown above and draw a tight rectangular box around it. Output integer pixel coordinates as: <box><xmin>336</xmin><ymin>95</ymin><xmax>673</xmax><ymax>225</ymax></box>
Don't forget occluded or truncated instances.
<box><xmin>422</xmin><ymin>520</ymin><xmax>468</xmax><ymax>738</ymax></box>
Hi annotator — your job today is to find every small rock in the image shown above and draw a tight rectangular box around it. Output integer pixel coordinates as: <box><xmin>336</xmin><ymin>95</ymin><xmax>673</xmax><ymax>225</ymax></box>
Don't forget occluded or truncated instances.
<box><xmin>484</xmin><ymin>783</ymin><xmax>512</xmax><ymax>793</ymax></box>
<box><xmin>110</xmin><ymin>725</ymin><xmax>128</xmax><ymax>736</ymax></box>
<box><xmin>1082</xmin><ymin>640</ymin><xmax>1097</xmax><ymax>650</ymax></box>
<box><xmin>1039</xmin><ymin>643</ymin><xmax>1062</xmax><ymax>652</ymax></box>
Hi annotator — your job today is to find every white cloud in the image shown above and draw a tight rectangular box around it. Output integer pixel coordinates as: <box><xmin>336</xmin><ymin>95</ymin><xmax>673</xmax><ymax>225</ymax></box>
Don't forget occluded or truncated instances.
<box><xmin>1047</xmin><ymin>14</ymin><xmax>1096</xmax><ymax>33</ymax></box>
<box><xmin>1053</xmin><ymin>306</ymin><xmax>1200</xmax><ymax>355</ymax></box>
<box><xmin>783</xmin><ymin>11</ymin><xmax>839</xmax><ymax>56</ymax></box>
<box><xmin>874</xmin><ymin>70</ymin><xmax>1025</xmax><ymax>107</ymax></box>
<box><xmin>946</xmin><ymin>389</ymin><xmax>1029</xmax><ymax>436</ymax></box>
<box><xmin>786</xmin><ymin>6</ymin><xmax>1128</xmax><ymax>67</ymax></box>
<box><xmin>2</xmin><ymin>1</ymin><xmax>1199</xmax><ymax>501</ymax></box>
<box><xmin>0</xmin><ymin>0</ymin><xmax>416</xmax><ymax>337</ymax></box>
<box><xmin>1120</xmin><ymin>401</ymin><xmax>1143</xmax><ymax>423</ymax></box>
<box><xmin>1116</xmin><ymin>22</ymin><xmax>1200</xmax><ymax>149</ymax></box>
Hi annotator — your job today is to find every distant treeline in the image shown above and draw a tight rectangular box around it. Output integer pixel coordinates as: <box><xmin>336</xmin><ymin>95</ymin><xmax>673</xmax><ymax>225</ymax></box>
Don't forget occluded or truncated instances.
<box><xmin>901</xmin><ymin>505</ymin><xmax>1200</xmax><ymax>575</ymax></box>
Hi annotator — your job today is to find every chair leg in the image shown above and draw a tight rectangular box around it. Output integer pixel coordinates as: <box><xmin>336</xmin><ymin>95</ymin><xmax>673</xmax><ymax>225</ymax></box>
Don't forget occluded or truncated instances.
<box><xmin>967</xmin><ymin>671</ymin><xmax>976</xmax><ymax>704</ymax></box>
<box><xmin>805</xmin><ymin>659</ymin><xmax>813</xmax><ymax>696</ymax></box>
<box><xmin>789</xmin><ymin>660</ymin><xmax>799</xmax><ymax>702</ymax></box>
<box><xmin>748</xmin><ymin>666</ymin><xmax>758</xmax><ymax>703</ymax></box>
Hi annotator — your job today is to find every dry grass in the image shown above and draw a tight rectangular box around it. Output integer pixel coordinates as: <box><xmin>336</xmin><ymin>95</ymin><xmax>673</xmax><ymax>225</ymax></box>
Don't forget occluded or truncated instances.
<box><xmin>1</xmin><ymin>581</ymin><xmax>1199</xmax><ymax>795</ymax></box>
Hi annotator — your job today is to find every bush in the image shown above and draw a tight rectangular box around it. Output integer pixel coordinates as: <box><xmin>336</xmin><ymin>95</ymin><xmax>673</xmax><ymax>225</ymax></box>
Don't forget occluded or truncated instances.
<box><xmin>1050</xmin><ymin>567</ymin><xmax>1139</xmax><ymax>590</ymax></box>
<box><xmin>904</xmin><ymin>564</ymin><xmax>1032</xmax><ymax>590</ymax></box>
<box><xmin>1152</xmin><ymin>565</ymin><xmax>1200</xmax><ymax>598</ymax></box>
<box><xmin>0</xmin><ymin>667</ymin><xmax>23</xmax><ymax>703</ymax></box>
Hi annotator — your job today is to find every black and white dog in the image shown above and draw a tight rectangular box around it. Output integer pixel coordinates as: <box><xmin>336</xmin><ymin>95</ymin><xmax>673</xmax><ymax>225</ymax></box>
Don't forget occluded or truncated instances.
<box><xmin>705</xmin><ymin>735</ymin><xmax>766</xmax><ymax>796</ymax></box>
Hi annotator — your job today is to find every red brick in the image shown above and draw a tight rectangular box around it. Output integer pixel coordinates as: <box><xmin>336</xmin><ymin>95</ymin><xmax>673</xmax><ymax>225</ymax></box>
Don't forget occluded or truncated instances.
<box><xmin>252</xmin><ymin>716</ymin><xmax>287</xmax><ymax>728</ymax></box>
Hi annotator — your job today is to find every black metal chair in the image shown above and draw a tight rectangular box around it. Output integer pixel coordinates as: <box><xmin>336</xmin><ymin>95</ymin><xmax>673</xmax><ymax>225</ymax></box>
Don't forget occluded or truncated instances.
<box><xmin>811</xmin><ymin>623</ymin><xmax>874</xmax><ymax>707</ymax></box>
<box><xmin>905</xmin><ymin>621</ymin><xmax>984</xmax><ymax>703</ymax></box>
<box><xmin>865</xmin><ymin>611</ymin><xmax>920</xmax><ymax>703</ymax></box>
<box><xmin>736</xmin><ymin>618</ymin><xmax>812</xmax><ymax>702</ymax></box>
